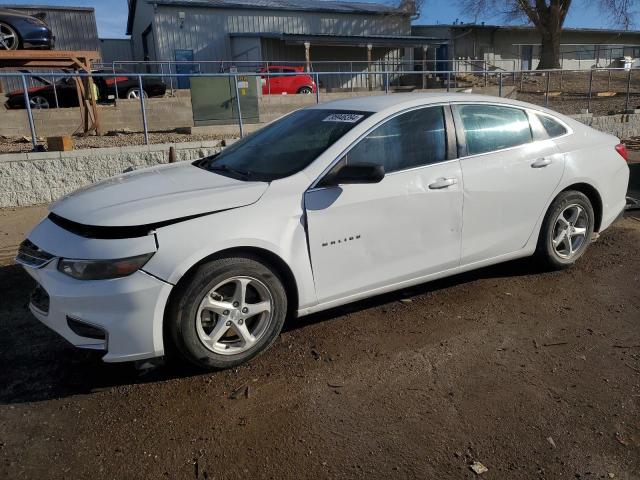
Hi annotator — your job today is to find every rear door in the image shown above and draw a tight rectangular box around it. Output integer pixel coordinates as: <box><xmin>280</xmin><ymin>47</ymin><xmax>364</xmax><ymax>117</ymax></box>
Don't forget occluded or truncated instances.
<box><xmin>452</xmin><ymin>103</ymin><xmax>565</xmax><ymax>264</ymax></box>
<box><xmin>305</xmin><ymin>105</ymin><xmax>463</xmax><ymax>303</ymax></box>
<box><xmin>280</xmin><ymin>68</ymin><xmax>299</xmax><ymax>93</ymax></box>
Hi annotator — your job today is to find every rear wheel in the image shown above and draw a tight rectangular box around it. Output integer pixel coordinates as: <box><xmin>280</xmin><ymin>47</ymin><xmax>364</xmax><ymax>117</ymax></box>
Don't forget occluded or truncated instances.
<box><xmin>297</xmin><ymin>86</ymin><xmax>313</xmax><ymax>94</ymax></box>
<box><xmin>125</xmin><ymin>88</ymin><xmax>148</xmax><ymax>99</ymax></box>
<box><xmin>166</xmin><ymin>256</ymin><xmax>287</xmax><ymax>370</ymax></box>
<box><xmin>0</xmin><ymin>22</ymin><xmax>19</xmax><ymax>50</ymax></box>
<box><xmin>536</xmin><ymin>190</ymin><xmax>594</xmax><ymax>269</ymax></box>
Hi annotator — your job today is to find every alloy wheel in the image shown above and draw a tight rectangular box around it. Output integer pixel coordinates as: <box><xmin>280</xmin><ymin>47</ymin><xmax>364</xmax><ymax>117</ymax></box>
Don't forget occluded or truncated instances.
<box><xmin>30</xmin><ymin>96</ymin><xmax>50</xmax><ymax>109</ymax></box>
<box><xmin>196</xmin><ymin>276</ymin><xmax>273</xmax><ymax>355</ymax></box>
<box><xmin>127</xmin><ymin>89</ymin><xmax>146</xmax><ymax>99</ymax></box>
<box><xmin>0</xmin><ymin>23</ymin><xmax>18</xmax><ymax>50</ymax></box>
<box><xmin>552</xmin><ymin>204</ymin><xmax>589</xmax><ymax>259</ymax></box>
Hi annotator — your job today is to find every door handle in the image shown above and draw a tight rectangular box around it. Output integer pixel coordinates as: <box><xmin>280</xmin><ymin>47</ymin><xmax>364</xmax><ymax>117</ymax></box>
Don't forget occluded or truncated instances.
<box><xmin>428</xmin><ymin>177</ymin><xmax>458</xmax><ymax>189</ymax></box>
<box><xmin>531</xmin><ymin>157</ymin><xmax>552</xmax><ymax>168</ymax></box>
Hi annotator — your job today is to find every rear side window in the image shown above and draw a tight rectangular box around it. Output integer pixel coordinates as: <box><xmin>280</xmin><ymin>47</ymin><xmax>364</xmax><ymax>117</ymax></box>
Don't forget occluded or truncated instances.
<box><xmin>346</xmin><ymin>106</ymin><xmax>447</xmax><ymax>173</ymax></box>
<box><xmin>458</xmin><ymin>105</ymin><xmax>532</xmax><ymax>155</ymax></box>
<box><xmin>536</xmin><ymin>113</ymin><xmax>567</xmax><ymax>138</ymax></box>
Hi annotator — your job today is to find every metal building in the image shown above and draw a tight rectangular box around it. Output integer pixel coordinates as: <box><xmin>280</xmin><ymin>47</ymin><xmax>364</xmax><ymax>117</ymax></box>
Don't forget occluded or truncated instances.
<box><xmin>126</xmin><ymin>0</ymin><xmax>438</xmax><ymax>89</ymax></box>
<box><xmin>100</xmin><ymin>39</ymin><xmax>135</xmax><ymax>64</ymax></box>
<box><xmin>413</xmin><ymin>24</ymin><xmax>640</xmax><ymax>71</ymax></box>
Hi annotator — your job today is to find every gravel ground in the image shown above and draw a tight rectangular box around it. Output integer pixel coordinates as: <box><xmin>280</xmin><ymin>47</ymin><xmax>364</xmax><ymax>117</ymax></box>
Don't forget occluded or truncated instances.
<box><xmin>0</xmin><ymin>203</ymin><xmax>639</xmax><ymax>479</ymax></box>
<box><xmin>0</xmin><ymin>131</ymin><xmax>238</xmax><ymax>155</ymax></box>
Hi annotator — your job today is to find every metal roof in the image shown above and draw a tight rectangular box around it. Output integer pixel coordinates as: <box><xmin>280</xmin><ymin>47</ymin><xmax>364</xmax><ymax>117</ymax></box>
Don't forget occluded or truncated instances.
<box><xmin>414</xmin><ymin>23</ymin><xmax>640</xmax><ymax>36</ymax></box>
<box><xmin>128</xmin><ymin>0</ymin><xmax>401</xmax><ymax>34</ymax></box>
<box><xmin>151</xmin><ymin>0</ymin><xmax>398</xmax><ymax>13</ymax></box>
<box><xmin>230</xmin><ymin>32</ymin><xmax>446</xmax><ymax>46</ymax></box>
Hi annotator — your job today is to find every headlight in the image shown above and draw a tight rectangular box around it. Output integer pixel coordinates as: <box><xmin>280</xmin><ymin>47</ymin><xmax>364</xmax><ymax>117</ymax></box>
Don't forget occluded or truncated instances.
<box><xmin>57</xmin><ymin>253</ymin><xmax>154</xmax><ymax>280</ymax></box>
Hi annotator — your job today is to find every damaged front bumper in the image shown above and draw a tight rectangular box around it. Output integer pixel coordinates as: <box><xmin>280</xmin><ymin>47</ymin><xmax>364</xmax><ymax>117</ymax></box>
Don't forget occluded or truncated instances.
<box><xmin>16</xmin><ymin>217</ymin><xmax>173</xmax><ymax>363</ymax></box>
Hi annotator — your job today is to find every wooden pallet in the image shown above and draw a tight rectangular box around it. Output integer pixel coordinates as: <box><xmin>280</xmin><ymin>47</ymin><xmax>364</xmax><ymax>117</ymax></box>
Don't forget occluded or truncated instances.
<box><xmin>0</xmin><ymin>50</ymin><xmax>99</xmax><ymax>69</ymax></box>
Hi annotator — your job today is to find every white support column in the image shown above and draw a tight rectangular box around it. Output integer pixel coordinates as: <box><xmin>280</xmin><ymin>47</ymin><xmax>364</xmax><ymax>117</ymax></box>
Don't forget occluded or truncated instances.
<box><xmin>304</xmin><ymin>41</ymin><xmax>311</xmax><ymax>72</ymax></box>
<box><xmin>422</xmin><ymin>45</ymin><xmax>428</xmax><ymax>89</ymax></box>
<box><xmin>367</xmin><ymin>43</ymin><xmax>373</xmax><ymax>91</ymax></box>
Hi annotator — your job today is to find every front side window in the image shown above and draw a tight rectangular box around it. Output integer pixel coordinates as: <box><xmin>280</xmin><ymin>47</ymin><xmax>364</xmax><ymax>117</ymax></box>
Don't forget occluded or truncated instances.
<box><xmin>536</xmin><ymin>113</ymin><xmax>568</xmax><ymax>138</ymax></box>
<box><xmin>196</xmin><ymin>109</ymin><xmax>371</xmax><ymax>181</ymax></box>
<box><xmin>346</xmin><ymin>106</ymin><xmax>447</xmax><ymax>173</ymax></box>
<box><xmin>458</xmin><ymin>104</ymin><xmax>532</xmax><ymax>155</ymax></box>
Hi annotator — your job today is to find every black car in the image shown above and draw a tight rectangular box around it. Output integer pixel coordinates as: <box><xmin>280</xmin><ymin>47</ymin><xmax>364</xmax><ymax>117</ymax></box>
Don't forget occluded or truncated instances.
<box><xmin>4</xmin><ymin>70</ymin><xmax>167</xmax><ymax>109</ymax></box>
<box><xmin>0</xmin><ymin>9</ymin><xmax>54</xmax><ymax>50</ymax></box>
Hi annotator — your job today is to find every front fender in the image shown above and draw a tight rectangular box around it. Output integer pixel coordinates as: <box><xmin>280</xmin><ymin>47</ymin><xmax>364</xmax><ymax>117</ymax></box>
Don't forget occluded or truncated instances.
<box><xmin>143</xmin><ymin>199</ymin><xmax>318</xmax><ymax>312</ymax></box>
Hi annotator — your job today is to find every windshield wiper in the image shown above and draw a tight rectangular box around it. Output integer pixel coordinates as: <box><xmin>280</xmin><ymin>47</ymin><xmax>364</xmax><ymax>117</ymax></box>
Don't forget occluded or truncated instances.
<box><xmin>209</xmin><ymin>164</ymin><xmax>252</xmax><ymax>179</ymax></box>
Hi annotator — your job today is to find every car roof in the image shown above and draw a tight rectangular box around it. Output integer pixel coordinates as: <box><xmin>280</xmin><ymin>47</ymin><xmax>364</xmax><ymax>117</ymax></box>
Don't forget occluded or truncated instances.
<box><xmin>308</xmin><ymin>92</ymin><xmax>570</xmax><ymax>119</ymax></box>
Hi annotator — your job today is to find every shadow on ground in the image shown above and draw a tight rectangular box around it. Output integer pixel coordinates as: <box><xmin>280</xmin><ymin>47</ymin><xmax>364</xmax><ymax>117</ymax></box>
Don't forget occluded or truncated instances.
<box><xmin>0</xmin><ymin>251</ymin><xmax>547</xmax><ymax>405</ymax></box>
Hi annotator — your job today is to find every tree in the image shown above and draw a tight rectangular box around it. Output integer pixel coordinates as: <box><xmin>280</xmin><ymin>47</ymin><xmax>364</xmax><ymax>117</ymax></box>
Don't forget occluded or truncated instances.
<box><xmin>455</xmin><ymin>0</ymin><xmax>638</xmax><ymax>69</ymax></box>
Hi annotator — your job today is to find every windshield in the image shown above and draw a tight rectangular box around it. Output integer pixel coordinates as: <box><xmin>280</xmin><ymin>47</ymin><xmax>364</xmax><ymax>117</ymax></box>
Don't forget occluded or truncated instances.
<box><xmin>195</xmin><ymin>109</ymin><xmax>372</xmax><ymax>181</ymax></box>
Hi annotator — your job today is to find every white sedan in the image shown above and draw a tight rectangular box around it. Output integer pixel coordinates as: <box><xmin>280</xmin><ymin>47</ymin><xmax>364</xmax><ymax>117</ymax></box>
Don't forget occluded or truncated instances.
<box><xmin>17</xmin><ymin>94</ymin><xmax>630</xmax><ymax>369</ymax></box>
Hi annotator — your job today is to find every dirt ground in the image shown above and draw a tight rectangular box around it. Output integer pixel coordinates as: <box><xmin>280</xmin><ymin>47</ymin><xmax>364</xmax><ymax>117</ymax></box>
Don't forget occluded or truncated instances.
<box><xmin>0</xmin><ymin>201</ymin><xmax>639</xmax><ymax>478</ymax></box>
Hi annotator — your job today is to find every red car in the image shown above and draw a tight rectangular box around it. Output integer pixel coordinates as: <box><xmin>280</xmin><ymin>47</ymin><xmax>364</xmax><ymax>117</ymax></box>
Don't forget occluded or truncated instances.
<box><xmin>259</xmin><ymin>66</ymin><xmax>317</xmax><ymax>95</ymax></box>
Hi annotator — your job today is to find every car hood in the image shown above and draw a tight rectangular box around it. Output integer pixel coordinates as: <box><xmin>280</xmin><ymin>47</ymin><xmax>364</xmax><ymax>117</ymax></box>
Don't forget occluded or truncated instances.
<box><xmin>50</xmin><ymin>162</ymin><xmax>269</xmax><ymax>227</ymax></box>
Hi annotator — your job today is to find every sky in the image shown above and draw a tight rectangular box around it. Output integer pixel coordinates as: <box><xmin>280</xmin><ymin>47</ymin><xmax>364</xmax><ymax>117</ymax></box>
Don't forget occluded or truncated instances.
<box><xmin>0</xmin><ymin>0</ymin><xmax>628</xmax><ymax>38</ymax></box>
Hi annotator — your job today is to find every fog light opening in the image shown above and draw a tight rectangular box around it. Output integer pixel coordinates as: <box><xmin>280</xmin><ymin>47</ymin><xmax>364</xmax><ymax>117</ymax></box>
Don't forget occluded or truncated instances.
<box><xmin>66</xmin><ymin>317</ymin><xmax>107</xmax><ymax>340</ymax></box>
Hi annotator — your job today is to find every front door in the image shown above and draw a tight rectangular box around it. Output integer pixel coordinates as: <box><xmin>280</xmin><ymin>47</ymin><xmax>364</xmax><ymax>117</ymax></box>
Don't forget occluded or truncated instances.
<box><xmin>263</xmin><ymin>68</ymin><xmax>284</xmax><ymax>94</ymax></box>
<box><xmin>453</xmin><ymin>103</ymin><xmax>564</xmax><ymax>264</ymax></box>
<box><xmin>305</xmin><ymin>106</ymin><xmax>463</xmax><ymax>304</ymax></box>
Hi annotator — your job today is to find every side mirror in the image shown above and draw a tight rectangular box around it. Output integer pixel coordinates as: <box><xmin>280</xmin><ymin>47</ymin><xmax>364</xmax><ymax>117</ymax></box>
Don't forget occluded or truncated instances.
<box><xmin>322</xmin><ymin>163</ymin><xmax>385</xmax><ymax>186</ymax></box>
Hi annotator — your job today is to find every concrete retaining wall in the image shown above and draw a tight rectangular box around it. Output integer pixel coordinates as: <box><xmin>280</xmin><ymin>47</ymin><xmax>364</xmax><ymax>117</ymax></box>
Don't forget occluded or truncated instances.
<box><xmin>0</xmin><ymin>141</ymin><xmax>222</xmax><ymax>207</ymax></box>
<box><xmin>0</xmin><ymin>97</ymin><xmax>195</xmax><ymax>138</ymax></box>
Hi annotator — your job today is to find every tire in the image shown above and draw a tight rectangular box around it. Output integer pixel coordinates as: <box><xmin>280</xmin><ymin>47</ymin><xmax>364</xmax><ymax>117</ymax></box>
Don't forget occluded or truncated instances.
<box><xmin>535</xmin><ymin>190</ymin><xmax>595</xmax><ymax>270</ymax></box>
<box><xmin>29</xmin><ymin>95</ymin><xmax>50</xmax><ymax>109</ymax></box>
<box><xmin>297</xmin><ymin>86</ymin><xmax>313</xmax><ymax>94</ymax></box>
<box><xmin>0</xmin><ymin>22</ymin><xmax>20</xmax><ymax>51</ymax></box>
<box><xmin>125</xmin><ymin>88</ymin><xmax>148</xmax><ymax>100</ymax></box>
<box><xmin>165</xmin><ymin>256</ymin><xmax>288</xmax><ymax>370</ymax></box>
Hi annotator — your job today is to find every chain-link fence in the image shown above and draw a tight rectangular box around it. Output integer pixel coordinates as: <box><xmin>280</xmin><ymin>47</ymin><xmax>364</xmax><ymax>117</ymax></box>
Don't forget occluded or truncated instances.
<box><xmin>2</xmin><ymin>67</ymin><xmax>639</xmax><ymax>151</ymax></box>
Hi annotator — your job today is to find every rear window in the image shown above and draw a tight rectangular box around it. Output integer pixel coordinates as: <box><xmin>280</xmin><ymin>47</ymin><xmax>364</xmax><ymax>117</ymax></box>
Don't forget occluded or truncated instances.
<box><xmin>458</xmin><ymin>105</ymin><xmax>532</xmax><ymax>156</ymax></box>
<box><xmin>536</xmin><ymin>113</ymin><xmax>568</xmax><ymax>138</ymax></box>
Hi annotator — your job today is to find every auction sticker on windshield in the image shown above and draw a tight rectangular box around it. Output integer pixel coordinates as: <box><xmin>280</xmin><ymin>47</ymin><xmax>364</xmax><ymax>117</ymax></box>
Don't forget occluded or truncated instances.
<box><xmin>323</xmin><ymin>113</ymin><xmax>365</xmax><ymax>123</ymax></box>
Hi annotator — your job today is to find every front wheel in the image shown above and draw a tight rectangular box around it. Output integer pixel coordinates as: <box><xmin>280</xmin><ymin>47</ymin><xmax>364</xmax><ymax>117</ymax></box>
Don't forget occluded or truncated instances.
<box><xmin>297</xmin><ymin>86</ymin><xmax>313</xmax><ymax>94</ymax></box>
<box><xmin>166</xmin><ymin>256</ymin><xmax>287</xmax><ymax>370</ymax></box>
<box><xmin>536</xmin><ymin>190</ymin><xmax>595</xmax><ymax>269</ymax></box>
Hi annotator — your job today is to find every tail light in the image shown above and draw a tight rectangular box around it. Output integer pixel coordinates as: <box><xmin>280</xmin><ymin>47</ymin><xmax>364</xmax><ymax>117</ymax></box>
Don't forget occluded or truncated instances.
<box><xmin>615</xmin><ymin>143</ymin><xmax>629</xmax><ymax>162</ymax></box>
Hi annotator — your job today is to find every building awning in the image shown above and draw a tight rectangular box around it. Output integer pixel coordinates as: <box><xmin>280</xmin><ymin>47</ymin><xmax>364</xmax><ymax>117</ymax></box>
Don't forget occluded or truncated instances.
<box><xmin>230</xmin><ymin>32</ymin><xmax>448</xmax><ymax>47</ymax></box>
